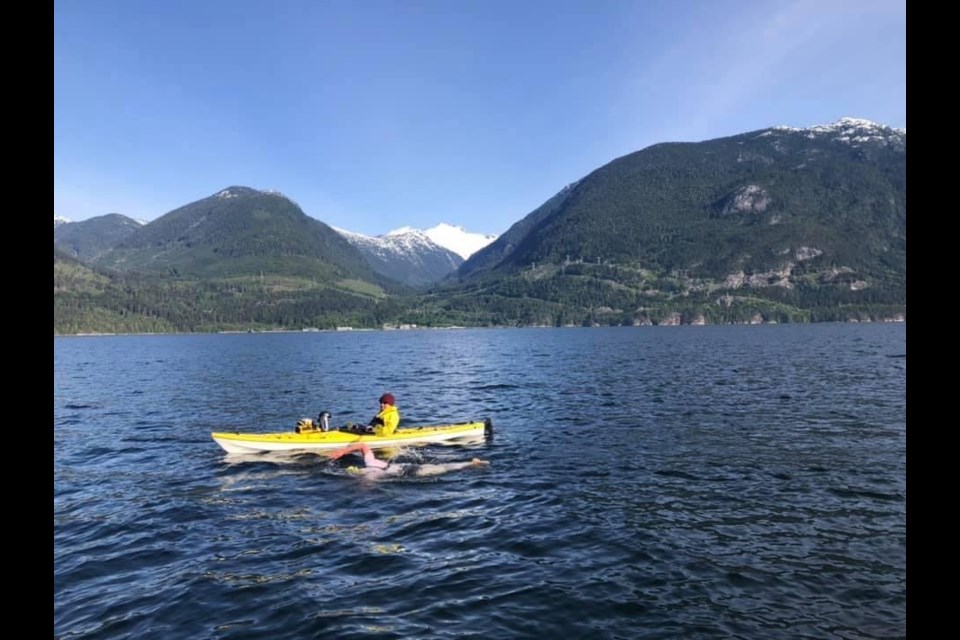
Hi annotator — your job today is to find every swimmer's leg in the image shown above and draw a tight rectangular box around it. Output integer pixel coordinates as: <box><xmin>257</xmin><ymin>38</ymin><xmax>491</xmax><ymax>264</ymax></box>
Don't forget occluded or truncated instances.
<box><xmin>413</xmin><ymin>460</ymin><xmax>490</xmax><ymax>477</ymax></box>
<box><xmin>411</xmin><ymin>463</ymin><xmax>450</xmax><ymax>477</ymax></box>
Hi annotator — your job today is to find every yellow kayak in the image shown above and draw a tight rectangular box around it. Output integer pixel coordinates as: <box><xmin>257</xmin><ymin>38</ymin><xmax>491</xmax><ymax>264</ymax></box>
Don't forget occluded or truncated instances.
<box><xmin>212</xmin><ymin>419</ymin><xmax>492</xmax><ymax>454</ymax></box>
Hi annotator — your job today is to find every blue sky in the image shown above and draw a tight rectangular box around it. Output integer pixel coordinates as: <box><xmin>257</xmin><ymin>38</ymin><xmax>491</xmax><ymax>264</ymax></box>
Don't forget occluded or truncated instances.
<box><xmin>54</xmin><ymin>0</ymin><xmax>906</xmax><ymax>236</ymax></box>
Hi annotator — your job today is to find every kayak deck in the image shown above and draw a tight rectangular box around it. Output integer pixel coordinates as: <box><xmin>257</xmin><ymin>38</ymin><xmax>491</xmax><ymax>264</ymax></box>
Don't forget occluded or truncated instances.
<box><xmin>212</xmin><ymin>419</ymin><xmax>491</xmax><ymax>454</ymax></box>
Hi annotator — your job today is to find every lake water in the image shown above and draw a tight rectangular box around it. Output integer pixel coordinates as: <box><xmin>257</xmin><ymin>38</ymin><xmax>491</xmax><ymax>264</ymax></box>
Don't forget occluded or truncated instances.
<box><xmin>54</xmin><ymin>324</ymin><xmax>906</xmax><ymax>639</ymax></box>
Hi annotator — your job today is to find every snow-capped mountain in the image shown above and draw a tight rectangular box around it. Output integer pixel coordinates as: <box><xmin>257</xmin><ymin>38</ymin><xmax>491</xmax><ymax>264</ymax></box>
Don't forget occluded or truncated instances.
<box><xmin>767</xmin><ymin>117</ymin><xmax>906</xmax><ymax>147</ymax></box>
<box><xmin>334</xmin><ymin>223</ymin><xmax>498</xmax><ymax>288</ymax></box>
<box><xmin>335</xmin><ymin>227</ymin><xmax>464</xmax><ymax>289</ymax></box>
<box><xmin>423</xmin><ymin>223</ymin><xmax>497</xmax><ymax>260</ymax></box>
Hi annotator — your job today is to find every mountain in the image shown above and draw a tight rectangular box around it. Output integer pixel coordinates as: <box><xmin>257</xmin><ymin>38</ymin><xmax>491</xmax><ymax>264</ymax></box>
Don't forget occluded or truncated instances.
<box><xmin>54</xmin><ymin>186</ymin><xmax>414</xmax><ymax>333</ymax></box>
<box><xmin>54</xmin><ymin>243</ymin><xmax>407</xmax><ymax>335</ymax></box>
<box><xmin>54</xmin><ymin>213</ymin><xmax>144</xmax><ymax>261</ymax></box>
<box><xmin>335</xmin><ymin>227</ymin><xmax>463</xmax><ymax>289</ymax></box>
<box><xmin>334</xmin><ymin>223</ymin><xmax>497</xmax><ymax>288</ymax></box>
<box><xmin>428</xmin><ymin>117</ymin><xmax>905</xmax><ymax>326</ymax></box>
<box><xmin>93</xmin><ymin>187</ymin><xmax>404</xmax><ymax>293</ymax></box>
<box><xmin>54</xmin><ymin>119</ymin><xmax>907</xmax><ymax>333</ymax></box>
<box><xmin>54</xmin><ymin>215</ymin><xmax>72</xmax><ymax>228</ymax></box>
<box><xmin>455</xmin><ymin>183</ymin><xmax>579</xmax><ymax>280</ymax></box>
<box><xmin>423</xmin><ymin>223</ymin><xmax>497</xmax><ymax>260</ymax></box>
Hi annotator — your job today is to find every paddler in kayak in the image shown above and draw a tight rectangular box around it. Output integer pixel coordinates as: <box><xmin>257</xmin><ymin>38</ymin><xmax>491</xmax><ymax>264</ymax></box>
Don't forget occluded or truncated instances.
<box><xmin>326</xmin><ymin>442</ymin><xmax>490</xmax><ymax>480</ymax></box>
<box><xmin>360</xmin><ymin>393</ymin><xmax>400</xmax><ymax>436</ymax></box>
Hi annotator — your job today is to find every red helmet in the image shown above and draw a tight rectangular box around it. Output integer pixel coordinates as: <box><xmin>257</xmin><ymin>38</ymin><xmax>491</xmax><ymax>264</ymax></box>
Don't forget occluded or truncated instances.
<box><xmin>379</xmin><ymin>393</ymin><xmax>395</xmax><ymax>406</ymax></box>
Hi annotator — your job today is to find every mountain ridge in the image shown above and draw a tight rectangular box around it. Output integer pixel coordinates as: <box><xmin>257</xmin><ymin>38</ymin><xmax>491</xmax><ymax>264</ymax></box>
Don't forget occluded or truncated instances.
<box><xmin>54</xmin><ymin>213</ymin><xmax>145</xmax><ymax>261</ymax></box>
<box><xmin>54</xmin><ymin>211</ymin><xmax>495</xmax><ymax>289</ymax></box>
<box><xmin>54</xmin><ymin>117</ymin><xmax>906</xmax><ymax>332</ymax></box>
<box><xmin>91</xmin><ymin>186</ymin><xmax>407</xmax><ymax>294</ymax></box>
<box><xmin>430</xmin><ymin>117</ymin><xmax>905</xmax><ymax>326</ymax></box>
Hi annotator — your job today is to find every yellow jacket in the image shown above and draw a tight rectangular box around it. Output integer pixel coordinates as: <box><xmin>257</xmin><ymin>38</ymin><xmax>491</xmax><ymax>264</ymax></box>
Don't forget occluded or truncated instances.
<box><xmin>371</xmin><ymin>404</ymin><xmax>400</xmax><ymax>437</ymax></box>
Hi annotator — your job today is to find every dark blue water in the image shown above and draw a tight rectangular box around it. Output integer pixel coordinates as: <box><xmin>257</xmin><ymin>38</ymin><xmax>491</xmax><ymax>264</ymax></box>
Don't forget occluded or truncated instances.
<box><xmin>54</xmin><ymin>324</ymin><xmax>906</xmax><ymax>639</ymax></box>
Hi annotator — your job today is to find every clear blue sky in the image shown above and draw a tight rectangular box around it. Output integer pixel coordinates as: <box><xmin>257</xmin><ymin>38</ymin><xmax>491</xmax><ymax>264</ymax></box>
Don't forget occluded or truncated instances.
<box><xmin>54</xmin><ymin>0</ymin><xmax>906</xmax><ymax>235</ymax></box>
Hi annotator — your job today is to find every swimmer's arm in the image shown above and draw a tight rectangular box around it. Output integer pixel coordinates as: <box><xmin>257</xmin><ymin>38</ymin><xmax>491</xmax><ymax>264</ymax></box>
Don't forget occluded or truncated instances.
<box><xmin>326</xmin><ymin>443</ymin><xmax>370</xmax><ymax>461</ymax></box>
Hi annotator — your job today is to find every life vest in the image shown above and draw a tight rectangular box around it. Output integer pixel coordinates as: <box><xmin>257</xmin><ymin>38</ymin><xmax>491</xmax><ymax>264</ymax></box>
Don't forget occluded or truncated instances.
<box><xmin>371</xmin><ymin>405</ymin><xmax>400</xmax><ymax>436</ymax></box>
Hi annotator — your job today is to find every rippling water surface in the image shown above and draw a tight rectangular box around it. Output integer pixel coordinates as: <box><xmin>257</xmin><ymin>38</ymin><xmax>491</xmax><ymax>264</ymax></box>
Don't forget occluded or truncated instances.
<box><xmin>54</xmin><ymin>324</ymin><xmax>906</xmax><ymax>639</ymax></box>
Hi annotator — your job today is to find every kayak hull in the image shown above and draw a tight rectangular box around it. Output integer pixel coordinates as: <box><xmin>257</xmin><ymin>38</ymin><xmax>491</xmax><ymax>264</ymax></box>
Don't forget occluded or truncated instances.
<box><xmin>211</xmin><ymin>420</ymin><xmax>491</xmax><ymax>454</ymax></box>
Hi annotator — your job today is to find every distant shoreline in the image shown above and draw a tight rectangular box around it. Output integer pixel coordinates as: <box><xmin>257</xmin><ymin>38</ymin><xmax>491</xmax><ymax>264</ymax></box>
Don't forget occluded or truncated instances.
<box><xmin>54</xmin><ymin>317</ymin><xmax>906</xmax><ymax>338</ymax></box>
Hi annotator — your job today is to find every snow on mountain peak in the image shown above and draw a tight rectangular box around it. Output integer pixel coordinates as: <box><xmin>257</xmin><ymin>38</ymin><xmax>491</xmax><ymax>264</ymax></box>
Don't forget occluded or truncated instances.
<box><xmin>334</xmin><ymin>226</ymin><xmax>437</xmax><ymax>258</ymax></box>
<box><xmin>385</xmin><ymin>226</ymin><xmax>421</xmax><ymax>237</ymax></box>
<box><xmin>758</xmin><ymin>118</ymin><xmax>907</xmax><ymax>148</ymax></box>
<box><xmin>214</xmin><ymin>187</ymin><xmax>301</xmax><ymax>209</ymax></box>
<box><xmin>336</xmin><ymin>223</ymin><xmax>497</xmax><ymax>261</ymax></box>
<box><xmin>424</xmin><ymin>223</ymin><xmax>497</xmax><ymax>260</ymax></box>
<box><xmin>768</xmin><ymin>118</ymin><xmax>905</xmax><ymax>145</ymax></box>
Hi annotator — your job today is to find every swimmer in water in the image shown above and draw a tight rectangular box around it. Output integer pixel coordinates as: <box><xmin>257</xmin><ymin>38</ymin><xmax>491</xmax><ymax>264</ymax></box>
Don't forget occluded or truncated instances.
<box><xmin>326</xmin><ymin>443</ymin><xmax>490</xmax><ymax>480</ymax></box>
